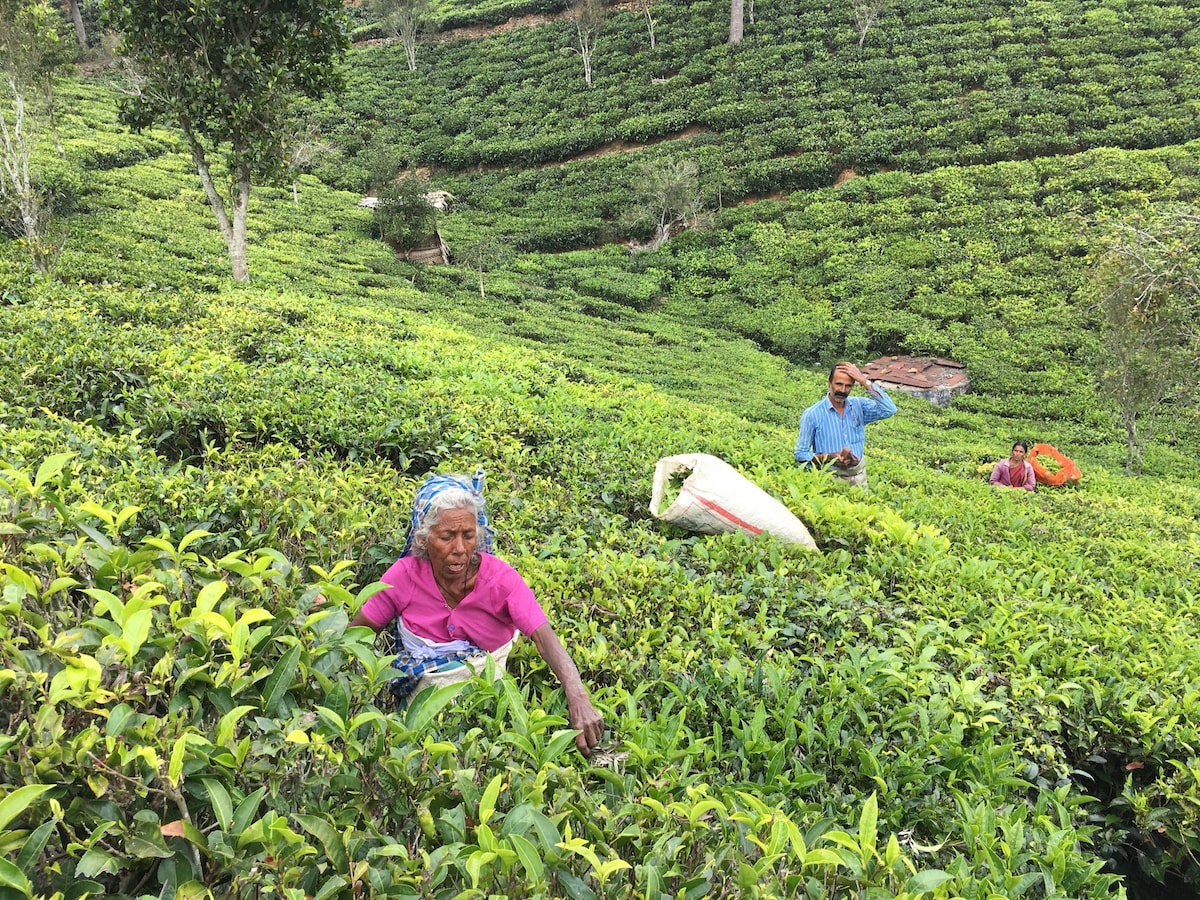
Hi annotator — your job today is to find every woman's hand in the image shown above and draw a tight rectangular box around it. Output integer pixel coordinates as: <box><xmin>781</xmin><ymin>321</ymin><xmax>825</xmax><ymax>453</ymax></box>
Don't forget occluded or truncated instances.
<box><xmin>531</xmin><ymin>623</ymin><xmax>605</xmax><ymax>756</ymax></box>
<box><xmin>567</xmin><ymin>696</ymin><xmax>605</xmax><ymax>756</ymax></box>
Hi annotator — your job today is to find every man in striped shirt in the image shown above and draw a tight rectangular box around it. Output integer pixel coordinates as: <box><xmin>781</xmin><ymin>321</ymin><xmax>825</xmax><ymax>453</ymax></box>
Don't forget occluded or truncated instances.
<box><xmin>794</xmin><ymin>362</ymin><xmax>897</xmax><ymax>488</ymax></box>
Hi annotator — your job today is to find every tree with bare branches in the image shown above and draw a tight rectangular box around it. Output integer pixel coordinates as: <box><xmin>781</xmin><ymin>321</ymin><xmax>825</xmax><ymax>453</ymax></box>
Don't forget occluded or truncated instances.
<box><xmin>632</xmin><ymin>0</ymin><xmax>655</xmax><ymax>49</ymax></box>
<box><xmin>285</xmin><ymin>123</ymin><xmax>336</xmax><ymax>204</ymax></box>
<box><xmin>1</xmin><ymin>0</ymin><xmax>72</xmax><ymax>274</ymax></box>
<box><xmin>568</xmin><ymin>0</ymin><xmax>604</xmax><ymax>87</ymax></box>
<box><xmin>373</xmin><ymin>0</ymin><xmax>428</xmax><ymax>72</ymax></box>
<box><xmin>852</xmin><ymin>0</ymin><xmax>882</xmax><ymax>49</ymax></box>
<box><xmin>455</xmin><ymin>234</ymin><xmax>512</xmax><ymax>299</ymax></box>
<box><xmin>627</xmin><ymin>158</ymin><xmax>711</xmax><ymax>251</ymax></box>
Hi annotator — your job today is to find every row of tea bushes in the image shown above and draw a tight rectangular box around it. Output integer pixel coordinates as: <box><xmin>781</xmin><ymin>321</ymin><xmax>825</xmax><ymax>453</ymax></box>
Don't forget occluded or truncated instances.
<box><xmin>14</xmin><ymin>79</ymin><xmax>1200</xmax><ymax>466</ymax></box>
<box><xmin>319</xmin><ymin>0</ymin><xmax>1200</xmax><ymax>185</ymax></box>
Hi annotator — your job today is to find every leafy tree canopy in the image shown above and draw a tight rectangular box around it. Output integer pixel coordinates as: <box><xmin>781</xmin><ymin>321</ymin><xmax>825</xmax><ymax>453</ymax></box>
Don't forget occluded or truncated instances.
<box><xmin>104</xmin><ymin>0</ymin><xmax>348</xmax><ymax>178</ymax></box>
<box><xmin>375</xmin><ymin>172</ymin><xmax>436</xmax><ymax>250</ymax></box>
<box><xmin>0</xmin><ymin>0</ymin><xmax>73</xmax><ymax>84</ymax></box>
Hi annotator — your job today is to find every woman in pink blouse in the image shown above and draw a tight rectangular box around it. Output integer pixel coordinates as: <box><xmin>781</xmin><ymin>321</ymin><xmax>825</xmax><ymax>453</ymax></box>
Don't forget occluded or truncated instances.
<box><xmin>351</xmin><ymin>474</ymin><xmax>604</xmax><ymax>756</ymax></box>
<box><xmin>989</xmin><ymin>441</ymin><xmax>1037</xmax><ymax>491</ymax></box>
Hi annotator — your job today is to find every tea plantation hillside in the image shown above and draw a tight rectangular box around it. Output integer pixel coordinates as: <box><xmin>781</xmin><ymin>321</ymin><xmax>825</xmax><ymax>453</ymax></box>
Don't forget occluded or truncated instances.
<box><xmin>310</xmin><ymin>0</ymin><xmax>1200</xmax><ymax>460</ymax></box>
<box><xmin>3</xmin><ymin>69</ymin><xmax>1200</xmax><ymax>899</ymax></box>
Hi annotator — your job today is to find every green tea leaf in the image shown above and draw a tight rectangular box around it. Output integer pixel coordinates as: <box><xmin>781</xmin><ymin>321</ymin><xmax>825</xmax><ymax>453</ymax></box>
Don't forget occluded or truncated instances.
<box><xmin>296</xmin><ymin>813</ymin><xmax>349</xmax><ymax>873</ymax></box>
<box><xmin>543</xmin><ymin>728</ymin><xmax>582</xmax><ymax>763</ymax></box>
<box><xmin>906</xmin><ymin>869</ymin><xmax>955</xmax><ymax>894</ymax></box>
<box><xmin>508</xmin><ymin>833</ymin><xmax>544</xmax><ymax>882</ymax></box>
<box><xmin>215</xmin><ymin>705</ymin><xmax>256</xmax><ymax>747</ymax></box>
<box><xmin>200</xmin><ymin>778</ymin><xmax>233</xmax><ymax>831</ymax></box>
<box><xmin>15</xmin><ymin>820</ymin><xmax>56</xmax><ymax>873</ymax></box>
<box><xmin>126</xmin><ymin>820</ymin><xmax>174</xmax><ymax>859</ymax></box>
<box><xmin>0</xmin><ymin>857</ymin><xmax>31</xmax><ymax>892</ymax></box>
<box><xmin>168</xmin><ymin>733</ymin><xmax>189</xmax><ymax>789</ymax></box>
<box><xmin>313</xmin><ymin>874</ymin><xmax>350</xmax><ymax>900</ymax></box>
<box><xmin>260</xmin><ymin>643</ymin><xmax>302</xmax><ymax>715</ymax></box>
<box><xmin>478</xmin><ymin>773</ymin><xmax>504</xmax><ymax>826</ymax></box>
<box><xmin>33</xmin><ymin>452</ymin><xmax>73</xmax><ymax>491</ymax></box>
<box><xmin>402</xmin><ymin>680</ymin><xmax>467</xmax><ymax>734</ymax></box>
<box><xmin>502</xmin><ymin>803</ymin><xmax>561</xmax><ymax>854</ymax></box>
<box><xmin>0</xmin><ymin>784</ymin><xmax>53</xmax><ymax>831</ymax></box>
<box><xmin>75</xmin><ymin>847</ymin><xmax>120</xmax><ymax>878</ymax></box>
<box><xmin>232</xmin><ymin>787</ymin><xmax>267</xmax><ymax>835</ymax></box>
<box><xmin>500</xmin><ymin>675</ymin><xmax>529</xmax><ymax>735</ymax></box>
<box><xmin>858</xmin><ymin>792</ymin><xmax>879</xmax><ymax>861</ymax></box>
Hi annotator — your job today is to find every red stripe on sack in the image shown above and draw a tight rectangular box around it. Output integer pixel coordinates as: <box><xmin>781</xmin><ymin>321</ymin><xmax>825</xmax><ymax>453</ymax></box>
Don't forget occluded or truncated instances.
<box><xmin>683</xmin><ymin>488</ymin><xmax>764</xmax><ymax>535</ymax></box>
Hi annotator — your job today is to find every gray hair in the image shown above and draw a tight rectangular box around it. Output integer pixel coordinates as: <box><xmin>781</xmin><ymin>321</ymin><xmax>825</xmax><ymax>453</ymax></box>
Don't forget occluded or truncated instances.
<box><xmin>409</xmin><ymin>486</ymin><xmax>487</xmax><ymax>559</ymax></box>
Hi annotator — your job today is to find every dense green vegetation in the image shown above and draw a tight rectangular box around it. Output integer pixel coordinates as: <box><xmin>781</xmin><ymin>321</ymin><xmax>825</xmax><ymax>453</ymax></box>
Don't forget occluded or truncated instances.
<box><xmin>2</xmin><ymin>0</ymin><xmax>1199</xmax><ymax>897</ymax></box>
<box><xmin>306</xmin><ymin>0</ymin><xmax>1200</xmax><ymax>457</ymax></box>
<box><xmin>332</xmin><ymin>0</ymin><xmax>1200</xmax><ymax>179</ymax></box>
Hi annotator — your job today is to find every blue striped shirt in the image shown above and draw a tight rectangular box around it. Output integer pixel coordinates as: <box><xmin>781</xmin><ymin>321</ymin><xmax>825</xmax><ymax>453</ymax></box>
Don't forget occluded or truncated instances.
<box><xmin>794</xmin><ymin>386</ymin><xmax>896</xmax><ymax>465</ymax></box>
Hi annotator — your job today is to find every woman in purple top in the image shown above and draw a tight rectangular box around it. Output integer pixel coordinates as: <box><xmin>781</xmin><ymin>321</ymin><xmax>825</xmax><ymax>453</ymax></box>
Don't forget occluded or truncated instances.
<box><xmin>351</xmin><ymin>478</ymin><xmax>604</xmax><ymax>756</ymax></box>
<box><xmin>990</xmin><ymin>441</ymin><xmax>1037</xmax><ymax>491</ymax></box>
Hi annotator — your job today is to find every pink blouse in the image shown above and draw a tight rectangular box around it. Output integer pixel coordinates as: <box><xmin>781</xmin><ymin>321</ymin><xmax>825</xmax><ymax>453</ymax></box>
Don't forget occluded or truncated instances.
<box><xmin>358</xmin><ymin>554</ymin><xmax>548</xmax><ymax>652</ymax></box>
<box><xmin>990</xmin><ymin>459</ymin><xmax>1036</xmax><ymax>491</ymax></box>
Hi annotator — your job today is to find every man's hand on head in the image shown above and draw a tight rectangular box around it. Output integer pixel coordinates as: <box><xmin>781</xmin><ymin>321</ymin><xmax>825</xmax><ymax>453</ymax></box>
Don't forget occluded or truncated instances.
<box><xmin>836</xmin><ymin>361</ymin><xmax>869</xmax><ymax>386</ymax></box>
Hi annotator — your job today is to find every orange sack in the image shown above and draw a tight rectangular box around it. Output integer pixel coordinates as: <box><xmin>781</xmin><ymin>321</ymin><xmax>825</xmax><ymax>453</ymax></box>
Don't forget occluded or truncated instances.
<box><xmin>1029</xmin><ymin>443</ymin><xmax>1081</xmax><ymax>486</ymax></box>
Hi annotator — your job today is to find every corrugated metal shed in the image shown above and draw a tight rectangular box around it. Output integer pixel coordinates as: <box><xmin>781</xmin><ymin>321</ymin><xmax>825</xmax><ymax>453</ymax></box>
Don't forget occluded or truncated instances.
<box><xmin>863</xmin><ymin>356</ymin><xmax>970</xmax><ymax>408</ymax></box>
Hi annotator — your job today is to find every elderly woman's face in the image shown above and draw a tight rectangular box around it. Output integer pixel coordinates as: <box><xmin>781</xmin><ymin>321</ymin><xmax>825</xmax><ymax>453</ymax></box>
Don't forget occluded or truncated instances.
<box><xmin>426</xmin><ymin>508</ymin><xmax>478</xmax><ymax>582</ymax></box>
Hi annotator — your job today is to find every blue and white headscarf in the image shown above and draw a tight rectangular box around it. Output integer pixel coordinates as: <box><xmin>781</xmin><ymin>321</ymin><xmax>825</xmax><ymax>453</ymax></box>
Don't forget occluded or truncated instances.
<box><xmin>399</xmin><ymin>466</ymin><xmax>494</xmax><ymax>558</ymax></box>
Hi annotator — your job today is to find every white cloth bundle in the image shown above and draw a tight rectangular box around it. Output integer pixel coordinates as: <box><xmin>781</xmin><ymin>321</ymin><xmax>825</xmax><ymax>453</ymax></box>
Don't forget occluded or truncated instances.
<box><xmin>649</xmin><ymin>453</ymin><xmax>819</xmax><ymax>551</ymax></box>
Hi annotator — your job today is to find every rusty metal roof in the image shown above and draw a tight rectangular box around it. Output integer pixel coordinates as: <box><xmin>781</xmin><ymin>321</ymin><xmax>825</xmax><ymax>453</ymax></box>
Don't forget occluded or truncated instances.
<box><xmin>862</xmin><ymin>356</ymin><xmax>970</xmax><ymax>391</ymax></box>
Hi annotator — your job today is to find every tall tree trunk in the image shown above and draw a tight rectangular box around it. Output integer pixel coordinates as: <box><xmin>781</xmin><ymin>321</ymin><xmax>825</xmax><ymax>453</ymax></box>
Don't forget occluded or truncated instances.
<box><xmin>188</xmin><ymin>132</ymin><xmax>251</xmax><ymax>281</ymax></box>
<box><xmin>41</xmin><ymin>77</ymin><xmax>64</xmax><ymax>158</ymax></box>
<box><xmin>576</xmin><ymin>28</ymin><xmax>597</xmax><ymax>86</ymax></box>
<box><xmin>729</xmin><ymin>0</ymin><xmax>743</xmax><ymax>44</ymax></box>
<box><xmin>1124</xmin><ymin>412</ymin><xmax>1139</xmax><ymax>476</ymax></box>
<box><xmin>229</xmin><ymin>175</ymin><xmax>251</xmax><ymax>282</ymax></box>
<box><xmin>64</xmin><ymin>0</ymin><xmax>87</xmax><ymax>48</ymax></box>
<box><xmin>400</xmin><ymin>19</ymin><xmax>418</xmax><ymax>71</ymax></box>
